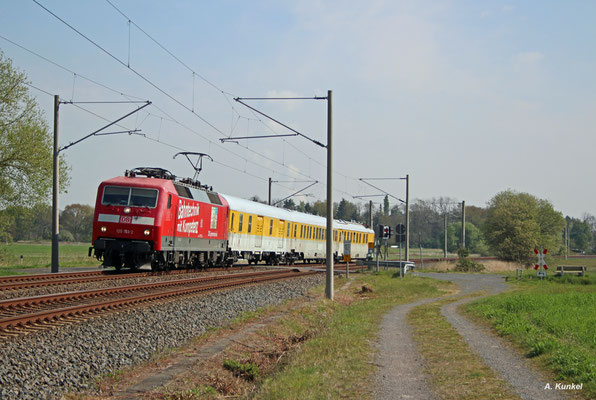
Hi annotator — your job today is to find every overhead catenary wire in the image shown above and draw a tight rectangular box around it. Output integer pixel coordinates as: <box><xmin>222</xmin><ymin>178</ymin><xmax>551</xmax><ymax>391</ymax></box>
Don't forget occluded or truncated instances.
<box><xmin>64</xmin><ymin>100</ymin><xmax>313</xmax><ymax>194</ymax></box>
<box><xmin>33</xmin><ymin>0</ymin><xmax>226</xmax><ymax>137</ymax></box>
<box><xmin>26</xmin><ymin>1</ymin><xmax>371</xmax><ymax>203</ymax></box>
<box><xmin>99</xmin><ymin>0</ymin><xmax>361</xmax><ymax>186</ymax></box>
<box><xmin>29</xmin><ymin>2</ymin><xmax>328</xmax><ymax>185</ymax></box>
<box><xmin>3</xmin><ymin>34</ymin><xmax>320</xmax><ymax>186</ymax></box>
<box><xmin>0</xmin><ymin>34</ymin><xmax>147</xmax><ymax>101</ymax></box>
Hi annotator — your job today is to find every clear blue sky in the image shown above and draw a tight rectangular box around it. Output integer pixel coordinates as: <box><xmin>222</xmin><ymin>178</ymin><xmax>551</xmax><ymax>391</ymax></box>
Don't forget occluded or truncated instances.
<box><xmin>1</xmin><ymin>1</ymin><xmax>595</xmax><ymax>218</ymax></box>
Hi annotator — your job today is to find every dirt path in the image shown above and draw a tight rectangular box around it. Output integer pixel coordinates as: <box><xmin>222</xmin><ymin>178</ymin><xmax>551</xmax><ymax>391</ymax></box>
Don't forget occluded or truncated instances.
<box><xmin>422</xmin><ymin>273</ymin><xmax>570</xmax><ymax>400</ymax></box>
<box><xmin>372</xmin><ymin>296</ymin><xmax>442</xmax><ymax>400</ymax></box>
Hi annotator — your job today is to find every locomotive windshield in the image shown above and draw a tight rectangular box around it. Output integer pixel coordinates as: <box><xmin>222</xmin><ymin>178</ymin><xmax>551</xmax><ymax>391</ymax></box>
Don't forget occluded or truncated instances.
<box><xmin>102</xmin><ymin>186</ymin><xmax>158</xmax><ymax>208</ymax></box>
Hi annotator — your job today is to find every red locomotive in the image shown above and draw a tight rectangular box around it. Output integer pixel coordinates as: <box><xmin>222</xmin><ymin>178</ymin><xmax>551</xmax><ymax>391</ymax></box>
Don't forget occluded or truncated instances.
<box><xmin>91</xmin><ymin>167</ymin><xmax>229</xmax><ymax>271</ymax></box>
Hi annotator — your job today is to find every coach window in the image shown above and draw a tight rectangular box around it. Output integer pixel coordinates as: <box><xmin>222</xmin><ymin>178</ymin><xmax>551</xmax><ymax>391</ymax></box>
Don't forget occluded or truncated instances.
<box><xmin>248</xmin><ymin>215</ymin><xmax>252</xmax><ymax>233</ymax></box>
<box><xmin>239</xmin><ymin>214</ymin><xmax>244</xmax><ymax>232</ymax></box>
<box><xmin>230</xmin><ymin>213</ymin><xmax>235</xmax><ymax>231</ymax></box>
<box><xmin>294</xmin><ymin>224</ymin><xmax>297</xmax><ymax>238</ymax></box>
<box><xmin>269</xmin><ymin>219</ymin><xmax>274</xmax><ymax>236</ymax></box>
<box><xmin>287</xmin><ymin>223</ymin><xmax>291</xmax><ymax>237</ymax></box>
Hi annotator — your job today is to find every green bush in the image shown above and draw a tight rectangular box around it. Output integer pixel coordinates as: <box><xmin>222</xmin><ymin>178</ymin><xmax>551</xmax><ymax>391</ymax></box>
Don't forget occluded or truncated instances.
<box><xmin>223</xmin><ymin>359</ymin><xmax>259</xmax><ymax>381</ymax></box>
<box><xmin>455</xmin><ymin>257</ymin><xmax>485</xmax><ymax>272</ymax></box>
<box><xmin>455</xmin><ymin>247</ymin><xmax>485</xmax><ymax>272</ymax></box>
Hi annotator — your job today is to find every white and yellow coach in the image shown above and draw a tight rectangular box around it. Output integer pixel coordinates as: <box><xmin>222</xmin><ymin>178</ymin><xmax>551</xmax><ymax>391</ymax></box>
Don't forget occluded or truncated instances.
<box><xmin>221</xmin><ymin>194</ymin><xmax>374</xmax><ymax>265</ymax></box>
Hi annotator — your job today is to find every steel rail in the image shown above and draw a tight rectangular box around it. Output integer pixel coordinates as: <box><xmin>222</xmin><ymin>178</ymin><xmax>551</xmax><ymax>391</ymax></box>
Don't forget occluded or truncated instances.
<box><xmin>0</xmin><ymin>266</ymin><xmax>256</xmax><ymax>291</ymax></box>
<box><xmin>0</xmin><ymin>269</ymin><xmax>317</xmax><ymax>332</ymax></box>
<box><xmin>0</xmin><ymin>270</ymin><xmax>291</xmax><ymax>313</ymax></box>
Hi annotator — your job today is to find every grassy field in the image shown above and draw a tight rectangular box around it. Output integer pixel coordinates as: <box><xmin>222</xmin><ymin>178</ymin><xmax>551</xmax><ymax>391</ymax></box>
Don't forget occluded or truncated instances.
<box><xmin>0</xmin><ymin>241</ymin><xmax>101</xmax><ymax>274</ymax></box>
<box><xmin>466</xmin><ymin>275</ymin><xmax>596</xmax><ymax>399</ymax></box>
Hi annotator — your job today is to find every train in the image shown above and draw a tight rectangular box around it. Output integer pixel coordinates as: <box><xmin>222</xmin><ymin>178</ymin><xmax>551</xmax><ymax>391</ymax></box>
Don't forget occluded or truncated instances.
<box><xmin>90</xmin><ymin>167</ymin><xmax>375</xmax><ymax>271</ymax></box>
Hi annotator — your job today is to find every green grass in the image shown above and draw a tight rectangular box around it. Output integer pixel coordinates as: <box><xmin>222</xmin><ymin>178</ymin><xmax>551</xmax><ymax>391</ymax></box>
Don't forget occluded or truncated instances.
<box><xmin>0</xmin><ymin>241</ymin><xmax>101</xmax><ymax>274</ymax></box>
<box><xmin>252</xmin><ymin>272</ymin><xmax>453</xmax><ymax>399</ymax></box>
<box><xmin>466</xmin><ymin>277</ymin><xmax>596</xmax><ymax>399</ymax></box>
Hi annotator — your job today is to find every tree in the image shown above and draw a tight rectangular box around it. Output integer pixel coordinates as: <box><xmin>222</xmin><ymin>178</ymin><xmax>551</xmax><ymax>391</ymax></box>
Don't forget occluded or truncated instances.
<box><xmin>484</xmin><ymin>190</ymin><xmax>564</xmax><ymax>263</ymax></box>
<box><xmin>0</xmin><ymin>53</ymin><xmax>69</xmax><ymax>240</ymax></box>
<box><xmin>442</xmin><ymin>222</ymin><xmax>488</xmax><ymax>255</ymax></box>
<box><xmin>465</xmin><ymin>205</ymin><xmax>488</xmax><ymax>229</ymax></box>
<box><xmin>282</xmin><ymin>199</ymin><xmax>296</xmax><ymax>210</ymax></box>
<box><xmin>336</xmin><ymin>198</ymin><xmax>361</xmax><ymax>222</ymax></box>
<box><xmin>60</xmin><ymin>204</ymin><xmax>94</xmax><ymax>242</ymax></box>
<box><xmin>0</xmin><ymin>52</ymin><xmax>69</xmax><ymax>207</ymax></box>
<box><xmin>383</xmin><ymin>195</ymin><xmax>389</xmax><ymax>216</ymax></box>
<box><xmin>311</xmin><ymin>200</ymin><xmax>327</xmax><ymax>217</ymax></box>
<box><xmin>569</xmin><ymin>219</ymin><xmax>592</xmax><ymax>252</ymax></box>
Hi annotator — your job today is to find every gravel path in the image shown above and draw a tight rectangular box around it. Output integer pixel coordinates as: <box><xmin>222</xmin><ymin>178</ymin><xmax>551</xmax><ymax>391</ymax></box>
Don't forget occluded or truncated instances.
<box><xmin>373</xmin><ymin>296</ymin><xmax>442</xmax><ymax>400</ymax></box>
<box><xmin>0</xmin><ymin>274</ymin><xmax>323</xmax><ymax>400</ymax></box>
<box><xmin>421</xmin><ymin>273</ymin><xmax>570</xmax><ymax>400</ymax></box>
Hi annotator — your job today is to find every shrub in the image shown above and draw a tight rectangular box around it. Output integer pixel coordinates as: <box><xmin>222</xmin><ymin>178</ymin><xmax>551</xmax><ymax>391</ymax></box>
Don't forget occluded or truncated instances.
<box><xmin>455</xmin><ymin>257</ymin><xmax>485</xmax><ymax>272</ymax></box>
<box><xmin>455</xmin><ymin>247</ymin><xmax>485</xmax><ymax>272</ymax></box>
<box><xmin>223</xmin><ymin>359</ymin><xmax>259</xmax><ymax>381</ymax></box>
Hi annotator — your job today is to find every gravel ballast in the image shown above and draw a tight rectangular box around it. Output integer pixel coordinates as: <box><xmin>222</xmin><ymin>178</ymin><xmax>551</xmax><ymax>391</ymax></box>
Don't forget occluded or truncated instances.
<box><xmin>0</xmin><ymin>274</ymin><xmax>323</xmax><ymax>399</ymax></box>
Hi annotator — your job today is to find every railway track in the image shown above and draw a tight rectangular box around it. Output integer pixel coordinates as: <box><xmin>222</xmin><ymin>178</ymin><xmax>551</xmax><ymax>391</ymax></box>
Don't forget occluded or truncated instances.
<box><xmin>0</xmin><ymin>269</ymin><xmax>318</xmax><ymax>339</ymax></box>
<box><xmin>0</xmin><ymin>265</ymin><xmax>255</xmax><ymax>291</ymax></box>
<box><xmin>0</xmin><ymin>261</ymin><xmax>356</xmax><ymax>291</ymax></box>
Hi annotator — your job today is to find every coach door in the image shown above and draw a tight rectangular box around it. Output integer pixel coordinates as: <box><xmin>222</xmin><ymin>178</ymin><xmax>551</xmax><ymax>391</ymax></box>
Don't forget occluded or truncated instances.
<box><xmin>255</xmin><ymin>216</ymin><xmax>264</xmax><ymax>248</ymax></box>
<box><xmin>278</xmin><ymin>220</ymin><xmax>285</xmax><ymax>249</ymax></box>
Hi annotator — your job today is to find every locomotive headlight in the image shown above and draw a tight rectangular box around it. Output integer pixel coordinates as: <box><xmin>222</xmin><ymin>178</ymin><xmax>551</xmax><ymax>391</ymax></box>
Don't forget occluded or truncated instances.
<box><xmin>100</xmin><ymin>226</ymin><xmax>107</xmax><ymax>233</ymax></box>
<box><xmin>143</xmin><ymin>229</ymin><xmax>151</xmax><ymax>236</ymax></box>
<box><xmin>123</xmin><ymin>207</ymin><xmax>131</xmax><ymax>214</ymax></box>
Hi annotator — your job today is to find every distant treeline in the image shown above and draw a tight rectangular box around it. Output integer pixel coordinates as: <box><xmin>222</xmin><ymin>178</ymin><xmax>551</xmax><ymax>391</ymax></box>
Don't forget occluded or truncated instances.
<box><xmin>263</xmin><ymin>191</ymin><xmax>596</xmax><ymax>262</ymax></box>
<box><xmin>0</xmin><ymin>204</ymin><xmax>94</xmax><ymax>243</ymax></box>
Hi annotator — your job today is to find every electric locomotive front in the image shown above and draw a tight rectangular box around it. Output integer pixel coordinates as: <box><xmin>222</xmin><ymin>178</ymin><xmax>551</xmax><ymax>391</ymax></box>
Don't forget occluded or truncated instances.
<box><xmin>91</xmin><ymin>172</ymin><xmax>171</xmax><ymax>270</ymax></box>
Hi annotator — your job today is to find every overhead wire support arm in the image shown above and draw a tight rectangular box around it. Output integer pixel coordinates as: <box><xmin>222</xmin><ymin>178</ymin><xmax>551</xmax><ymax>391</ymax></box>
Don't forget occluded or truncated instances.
<box><xmin>272</xmin><ymin>181</ymin><xmax>318</xmax><ymax>206</ymax></box>
<box><xmin>95</xmin><ymin>129</ymin><xmax>142</xmax><ymax>136</ymax></box>
<box><xmin>233</xmin><ymin>97</ymin><xmax>326</xmax><ymax>148</ymax></box>
<box><xmin>59</xmin><ymin>100</ymin><xmax>150</xmax><ymax>105</ymax></box>
<box><xmin>358</xmin><ymin>178</ymin><xmax>405</xmax><ymax>203</ymax></box>
<box><xmin>59</xmin><ymin>101</ymin><xmax>151</xmax><ymax>152</ymax></box>
<box><xmin>220</xmin><ymin>133</ymin><xmax>297</xmax><ymax>142</ymax></box>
